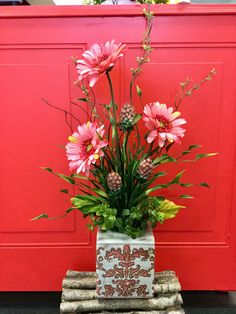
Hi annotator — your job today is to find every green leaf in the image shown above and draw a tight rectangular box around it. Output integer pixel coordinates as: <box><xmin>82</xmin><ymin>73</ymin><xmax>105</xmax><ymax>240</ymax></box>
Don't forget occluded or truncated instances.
<box><xmin>93</xmin><ymin>188</ymin><xmax>108</xmax><ymax>198</ymax></box>
<box><xmin>71</xmin><ymin>173</ymin><xmax>89</xmax><ymax>180</ymax></box>
<box><xmin>77</xmin><ymin>97</ymin><xmax>88</xmax><ymax>102</ymax></box>
<box><xmin>79</xmin><ymin>205</ymin><xmax>97</xmax><ymax>215</ymax></box>
<box><xmin>71</xmin><ymin>197</ymin><xmax>97</xmax><ymax>209</ymax></box>
<box><xmin>31</xmin><ymin>214</ymin><xmax>49</xmax><ymax>221</ymax></box>
<box><xmin>173</xmin><ymin>170</ymin><xmax>186</xmax><ymax>183</ymax></box>
<box><xmin>156</xmin><ymin>196</ymin><xmax>165</xmax><ymax>201</ymax></box>
<box><xmin>133</xmin><ymin>114</ymin><xmax>142</xmax><ymax>124</ymax></box>
<box><xmin>86</xmin><ymin>223</ymin><xmax>95</xmax><ymax>231</ymax></box>
<box><xmin>57</xmin><ymin>173</ymin><xmax>75</xmax><ymax>184</ymax></box>
<box><xmin>181</xmin><ymin>144</ymin><xmax>202</xmax><ymax>155</ymax></box>
<box><xmin>179</xmin><ymin>194</ymin><xmax>194</xmax><ymax>199</ymax></box>
<box><xmin>183</xmin><ymin>152</ymin><xmax>218</xmax><ymax>162</ymax></box>
<box><xmin>153</xmin><ymin>154</ymin><xmax>176</xmax><ymax>165</ymax></box>
<box><xmin>195</xmin><ymin>153</ymin><xmax>218</xmax><ymax>160</ymax></box>
<box><xmin>66</xmin><ymin>207</ymin><xmax>77</xmax><ymax>214</ymax></box>
<box><xmin>60</xmin><ymin>189</ymin><xmax>69</xmax><ymax>194</ymax></box>
<box><xmin>189</xmin><ymin>144</ymin><xmax>202</xmax><ymax>150</ymax></box>
<box><xmin>154</xmin><ymin>171</ymin><xmax>166</xmax><ymax>178</ymax></box>
<box><xmin>179</xmin><ymin>183</ymin><xmax>193</xmax><ymax>187</ymax></box>
<box><xmin>182</xmin><ymin>150</ymin><xmax>191</xmax><ymax>155</ymax></box>
<box><xmin>158</xmin><ymin>199</ymin><xmax>185</xmax><ymax>220</ymax></box>
<box><xmin>200</xmin><ymin>182</ymin><xmax>210</xmax><ymax>188</ymax></box>
<box><xmin>122</xmin><ymin>209</ymin><xmax>130</xmax><ymax>216</ymax></box>
<box><xmin>40</xmin><ymin>167</ymin><xmax>53</xmax><ymax>173</ymax></box>
<box><xmin>144</xmin><ymin>185</ymin><xmax>164</xmax><ymax>196</ymax></box>
<box><xmin>73</xmin><ymin>194</ymin><xmax>105</xmax><ymax>203</ymax></box>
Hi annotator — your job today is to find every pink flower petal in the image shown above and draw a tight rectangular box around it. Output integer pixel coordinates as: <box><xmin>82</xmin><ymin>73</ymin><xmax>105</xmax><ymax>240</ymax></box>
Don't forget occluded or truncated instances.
<box><xmin>76</xmin><ymin>41</ymin><xmax>126</xmax><ymax>87</ymax></box>
<box><xmin>66</xmin><ymin>122</ymin><xmax>108</xmax><ymax>176</ymax></box>
<box><xmin>147</xmin><ymin>130</ymin><xmax>158</xmax><ymax>143</ymax></box>
<box><xmin>143</xmin><ymin>101</ymin><xmax>186</xmax><ymax>147</ymax></box>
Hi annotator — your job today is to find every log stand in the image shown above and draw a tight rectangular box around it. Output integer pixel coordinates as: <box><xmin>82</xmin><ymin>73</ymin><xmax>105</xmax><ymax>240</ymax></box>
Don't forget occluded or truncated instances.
<box><xmin>60</xmin><ymin>270</ymin><xmax>185</xmax><ymax>313</ymax></box>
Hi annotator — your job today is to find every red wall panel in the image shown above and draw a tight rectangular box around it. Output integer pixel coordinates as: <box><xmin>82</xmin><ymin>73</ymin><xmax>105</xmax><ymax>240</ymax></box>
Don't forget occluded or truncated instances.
<box><xmin>0</xmin><ymin>5</ymin><xmax>236</xmax><ymax>291</ymax></box>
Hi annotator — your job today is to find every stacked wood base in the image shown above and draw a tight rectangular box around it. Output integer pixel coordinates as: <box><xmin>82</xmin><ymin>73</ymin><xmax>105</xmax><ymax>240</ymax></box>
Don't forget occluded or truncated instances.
<box><xmin>60</xmin><ymin>270</ymin><xmax>185</xmax><ymax>314</ymax></box>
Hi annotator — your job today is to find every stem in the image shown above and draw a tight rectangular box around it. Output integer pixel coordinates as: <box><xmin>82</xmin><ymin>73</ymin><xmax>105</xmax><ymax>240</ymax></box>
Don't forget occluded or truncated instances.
<box><xmin>150</xmin><ymin>146</ymin><xmax>161</xmax><ymax>158</ymax></box>
<box><xmin>41</xmin><ymin>98</ymin><xmax>80</xmax><ymax>132</ymax></box>
<box><xmin>174</xmin><ymin>68</ymin><xmax>216</xmax><ymax>110</ymax></box>
<box><xmin>106</xmin><ymin>71</ymin><xmax>121</xmax><ymax>169</ymax></box>
<box><xmin>148</xmin><ymin>142</ymin><xmax>154</xmax><ymax>155</ymax></box>
<box><xmin>122</xmin><ymin>131</ymin><xmax>128</xmax><ymax>175</ymax></box>
<box><xmin>129</xmin><ymin>4</ymin><xmax>154</xmax><ymax>106</ymax></box>
<box><xmin>106</xmin><ymin>72</ymin><xmax>117</xmax><ymax>124</ymax></box>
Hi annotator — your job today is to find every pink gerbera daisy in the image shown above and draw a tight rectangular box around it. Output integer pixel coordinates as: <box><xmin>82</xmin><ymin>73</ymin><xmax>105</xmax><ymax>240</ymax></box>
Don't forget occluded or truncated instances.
<box><xmin>143</xmin><ymin>102</ymin><xmax>186</xmax><ymax>147</ymax></box>
<box><xmin>76</xmin><ymin>40</ymin><xmax>126</xmax><ymax>87</ymax></box>
<box><xmin>66</xmin><ymin>122</ymin><xmax>108</xmax><ymax>176</ymax></box>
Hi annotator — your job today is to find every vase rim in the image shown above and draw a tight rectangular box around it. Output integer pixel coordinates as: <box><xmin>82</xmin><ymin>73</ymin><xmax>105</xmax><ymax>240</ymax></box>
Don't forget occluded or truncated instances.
<box><xmin>96</xmin><ymin>227</ymin><xmax>155</xmax><ymax>245</ymax></box>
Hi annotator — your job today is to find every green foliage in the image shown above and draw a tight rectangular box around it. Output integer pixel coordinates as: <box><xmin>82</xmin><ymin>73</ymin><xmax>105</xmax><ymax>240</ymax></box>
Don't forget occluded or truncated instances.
<box><xmin>158</xmin><ymin>199</ymin><xmax>185</xmax><ymax>219</ymax></box>
<box><xmin>199</xmin><ymin>182</ymin><xmax>210</xmax><ymax>188</ymax></box>
<box><xmin>84</xmin><ymin>196</ymin><xmax>184</xmax><ymax>239</ymax></box>
<box><xmin>31</xmin><ymin>213</ymin><xmax>49</xmax><ymax>221</ymax></box>
<box><xmin>87</xmin><ymin>204</ymin><xmax>117</xmax><ymax>231</ymax></box>
<box><xmin>179</xmin><ymin>194</ymin><xmax>194</xmax><ymax>199</ymax></box>
<box><xmin>82</xmin><ymin>0</ymin><xmax>106</xmax><ymax>4</ymax></box>
<box><xmin>137</xmin><ymin>0</ymin><xmax>168</xmax><ymax>3</ymax></box>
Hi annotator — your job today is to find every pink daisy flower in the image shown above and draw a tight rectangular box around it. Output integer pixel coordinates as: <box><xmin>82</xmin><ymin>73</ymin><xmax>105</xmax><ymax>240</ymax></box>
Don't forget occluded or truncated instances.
<box><xmin>66</xmin><ymin>122</ymin><xmax>108</xmax><ymax>176</ymax></box>
<box><xmin>143</xmin><ymin>102</ymin><xmax>187</xmax><ymax>147</ymax></box>
<box><xmin>76</xmin><ymin>40</ymin><xmax>126</xmax><ymax>87</ymax></box>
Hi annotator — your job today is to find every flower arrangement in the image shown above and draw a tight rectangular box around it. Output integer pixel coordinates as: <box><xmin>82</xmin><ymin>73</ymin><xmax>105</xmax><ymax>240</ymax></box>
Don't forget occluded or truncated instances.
<box><xmin>82</xmin><ymin>0</ymin><xmax>168</xmax><ymax>5</ymax></box>
<box><xmin>33</xmin><ymin>7</ymin><xmax>216</xmax><ymax>239</ymax></box>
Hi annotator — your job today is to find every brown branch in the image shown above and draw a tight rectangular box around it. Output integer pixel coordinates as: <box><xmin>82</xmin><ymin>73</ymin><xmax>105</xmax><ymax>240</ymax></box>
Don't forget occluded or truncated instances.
<box><xmin>71</xmin><ymin>100</ymin><xmax>90</xmax><ymax>120</ymax></box>
<box><xmin>41</xmin><ymin>98</ymin><xmax>81</xmax><ymax>129</ymax></box>
<box><xmin>174</xmin><ymin>68</ymin><xmax>216</xmax><ymax>110</ymax></box>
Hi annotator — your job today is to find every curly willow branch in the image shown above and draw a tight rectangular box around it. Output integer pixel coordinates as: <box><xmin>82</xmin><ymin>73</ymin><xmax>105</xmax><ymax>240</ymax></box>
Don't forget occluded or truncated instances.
<box><xmin>129</xmin><ymin>4</ymin><xmax>154</xmax><ymax>105</ymax></box>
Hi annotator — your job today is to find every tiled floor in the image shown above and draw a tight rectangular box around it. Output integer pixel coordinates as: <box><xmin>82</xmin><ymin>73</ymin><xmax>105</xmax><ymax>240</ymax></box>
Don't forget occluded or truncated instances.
<box><xmin>0</xmin><ymin>291</ymin><xmax>236</xmax><ymax>313</ymax></box>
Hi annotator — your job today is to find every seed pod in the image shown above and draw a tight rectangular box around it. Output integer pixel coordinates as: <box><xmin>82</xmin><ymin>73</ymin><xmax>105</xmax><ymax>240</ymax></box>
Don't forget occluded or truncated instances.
<box><xmin>107</xmin><ymin>172</ymin><xmax>122</xmax><ymax>191</ymax></box>
<box><xmin>119</xmin><ymin>103</ymin><xmax>135</xmax><ymax>130</ymax></box>
<box><xmin>138</xmin><ymin>158</ymin><xmax>154</xmax><ymax>180</ymax></box>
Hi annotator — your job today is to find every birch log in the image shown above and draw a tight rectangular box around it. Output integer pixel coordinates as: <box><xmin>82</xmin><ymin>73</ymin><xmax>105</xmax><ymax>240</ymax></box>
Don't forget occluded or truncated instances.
<box><xmin>60</xmin><ymin>293</ymin><xmax>183</xmax><ymax>313</ymax></box>
<box><xmin>63</xmin><ymin>310</ymin><xmax>185</xmax><ymax>314</ymax></box>
<box><xmin>62</xmin><ymin>280</ymin><xmax>181</xmax><ymax>302</ymax></box>
<box><xmin>62</xmin><ymin>277</ymin><xmax>96</xmax><ymax>290</ymax></box>
<box><xmin>62</xmin><ymin>270</ymin><xmax>181</xmax><ymax>295</ymax></box>
<box><xmin>62</xmin><ymin>288</ymin><xmax>97</xmax><ymax>301</ymax></box>
<box><xmin>65</xmin><ymin>270</ymin><xmax>177</xmax><ymax>281</ymax></box>
<box><xmin>60</xmin><ymin>270</ymin><xmax>185</xmax><ymax>313</ymax></box>
<box><xmin>91</xmin><ymin>310</ymin><xmax>185</xmax><ymax>314</ymax></box>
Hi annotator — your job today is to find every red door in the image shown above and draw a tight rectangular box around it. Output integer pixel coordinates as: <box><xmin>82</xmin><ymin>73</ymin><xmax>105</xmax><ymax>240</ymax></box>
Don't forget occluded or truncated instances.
<box><xmin>0</xmin><ymin>5</ymin><xmax>236</xmax><ymax>291</ymax></box>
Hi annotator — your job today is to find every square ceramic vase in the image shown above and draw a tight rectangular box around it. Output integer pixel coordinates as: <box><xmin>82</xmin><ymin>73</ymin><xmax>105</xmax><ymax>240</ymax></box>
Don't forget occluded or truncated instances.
<box><xmin>96</xmin><ymin>228</ymin><xmax>155</xmax><ymax>298</ymax></box>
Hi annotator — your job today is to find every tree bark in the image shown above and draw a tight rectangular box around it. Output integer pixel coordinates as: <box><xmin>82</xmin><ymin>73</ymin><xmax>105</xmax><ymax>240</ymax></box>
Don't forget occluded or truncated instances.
<box><xmin>91</xmin><ymin>310</ymin><xmax>185</xmax><ymax>314</ymax></box>
<box><xmin>62</xmin><ymin>277</ymin><xmax>96</xmax><ymax>289</ymax></box>
<box><xmin>62</xmin><ymin>288</ymin><xmax>97</xmax><ymax>301</ymax></box>
<box><xmin>62</xmin><ymin>310</ymin><xmax>185</xmax><ymax>314</ymax></box>
<box><xmin>62</xmin><ymin>270</ymin><xmax>181</xmax><ymax>294</ymax></box>
<box><xmin>60</xmin><ymin>270</ymin><xmax>185</xmax><ymax>313</ymax></box>
<box><xmin>66</xmin><ymin>270</ymin><xmax>95</xmax><ymax>278</ymax></box>
<box><xmin>60</xmin><ymin>293</ymin><xmax>183</xmax><ymax>313</ymax></box>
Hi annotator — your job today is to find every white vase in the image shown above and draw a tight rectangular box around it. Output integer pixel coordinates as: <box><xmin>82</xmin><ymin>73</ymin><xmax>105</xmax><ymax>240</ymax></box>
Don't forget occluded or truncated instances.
<box><xmin>96</xmin><ymin>228</ymin><xmax>155</xmax><ymax>298</ymax></box>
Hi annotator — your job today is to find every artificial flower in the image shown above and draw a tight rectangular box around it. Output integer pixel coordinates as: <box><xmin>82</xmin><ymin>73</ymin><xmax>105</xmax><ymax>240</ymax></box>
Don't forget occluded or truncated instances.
<box><xmin>66</xmin><ymin>122</ymin><xmax>108</xmax><ymax>176</ymax></box>
<box><xmin>76</xmin><ymin>40</ymin><xmax>126</xmax><ymax>87</ymax></box>
<box><xmin>143</xmin><ymin>102</ymin><xmax>186</xmax><ymax>146</ymax></box>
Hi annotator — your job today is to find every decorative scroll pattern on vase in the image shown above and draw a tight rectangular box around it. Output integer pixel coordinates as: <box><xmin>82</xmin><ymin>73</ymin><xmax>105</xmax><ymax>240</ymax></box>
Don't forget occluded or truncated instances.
<box><xmin>96</xmin><ymin>243</ymin><xmax>155</xmax><ymax>298</ymax></box>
